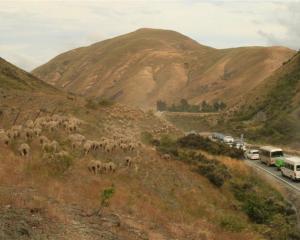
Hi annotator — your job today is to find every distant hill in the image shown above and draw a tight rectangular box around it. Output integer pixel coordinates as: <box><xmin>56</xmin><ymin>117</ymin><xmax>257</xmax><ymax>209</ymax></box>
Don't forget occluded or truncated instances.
<box><xmin>32</xmin><ymin>28</ymin><xmax>295</xmax><ymax>109</ymax></box>
<box><xmin>0</xmin><ymin>57</ymin><xmax>55</xmax><ymax>92</ymax></box>
<box><xmin>231</xmin><ymin>51</ymin><xmax>300</xmax><ymax>145</ymax></box>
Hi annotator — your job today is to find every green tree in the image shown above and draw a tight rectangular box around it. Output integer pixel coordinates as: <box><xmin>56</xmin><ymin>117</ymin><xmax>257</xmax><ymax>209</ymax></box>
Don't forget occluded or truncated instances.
<box><xmin>156</xmin><ymin>100</ymin><xmax>167</xmax><ymax>111</ymax></box>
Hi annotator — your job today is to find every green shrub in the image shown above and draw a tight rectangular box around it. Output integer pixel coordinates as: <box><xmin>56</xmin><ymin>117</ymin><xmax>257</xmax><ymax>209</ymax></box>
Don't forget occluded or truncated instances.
<box><xmin>157</xmin><ymin>135</ymin><xmax>178</xmax><ymax>157</ymax></box>
<box><xmin>85</xmin><ymin>98</ymin><xmax>114</xmax><ymax>109</ymax></box>
<box><xmin>141</xmin><ymin>131</ymin><xmax>154</xmax><ymax>145</ymax></box>
<box><xmin>98</xmin><ymin>98</ymin><xmax>113</xmax><ymax>107</ymax></box>
<box><xmin>197</xmin><ymin>160</ymin><xmax>231</xmax><ymax>187</ymax></box>
<box><xmin>230</xmin><ymin>176</ymin><xmax>298</xmax><ymax>229</ymax></box>
<box><xmin>101</xmin><ymin>186</ymin><xmax>115</xmax><ymax>207</ymax></box>
<box><xmin>177</xmin><ymin>134</ymin><xmax>244</xmax><ymax>159</ymax></box>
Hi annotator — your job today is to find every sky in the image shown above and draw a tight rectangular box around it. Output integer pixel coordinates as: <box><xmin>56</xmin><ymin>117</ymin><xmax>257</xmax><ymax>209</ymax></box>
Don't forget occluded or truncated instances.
<box><xmin>0</xmin><ymin>0</ymin><xmax>299</xmax><ymax>71</ymax></box>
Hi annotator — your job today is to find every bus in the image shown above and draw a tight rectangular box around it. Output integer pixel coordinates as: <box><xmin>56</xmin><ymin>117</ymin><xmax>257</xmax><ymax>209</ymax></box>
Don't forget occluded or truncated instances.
<box><xmin>259</xmin><ymin>146</ymin><xmax>284</xmax><ymax>166</ymax></box>
<box><xmin>281</xmin><ymin>156</ymin><xmax>300</xmax><ymax>181</ymax></box>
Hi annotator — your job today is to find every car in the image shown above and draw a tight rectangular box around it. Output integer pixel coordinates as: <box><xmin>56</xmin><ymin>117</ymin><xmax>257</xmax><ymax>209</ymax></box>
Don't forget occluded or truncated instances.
<box><xmin>184</xmin><ymin>130</ymin><xmax>198</xmax><ymax>136</ymax></box>
<box><xmin>222</xmin><ymin>135</ymin><xmax>234</xmax><ymax>145</ymax></box>
<box><xmin>245</xmin><ymin>149</ymin><xmax>260</xmax><ymax>160</ymax></box>
<box><xmin>233</xmin><ymin>140</ymin><xmax>246</xmax><ymax>151</ymax></box>
<box><xmin>281</xmin><ymin>156</ymin><xmax>300</xmax><ymax>181</ymax></box>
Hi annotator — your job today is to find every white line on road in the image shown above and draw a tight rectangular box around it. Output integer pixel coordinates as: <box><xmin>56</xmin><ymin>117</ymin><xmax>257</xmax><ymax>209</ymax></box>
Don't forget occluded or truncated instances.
<box><xmin>246</xmin><ymin>160</ymin><xmax>300</xmax><ymax>192</ymax></box>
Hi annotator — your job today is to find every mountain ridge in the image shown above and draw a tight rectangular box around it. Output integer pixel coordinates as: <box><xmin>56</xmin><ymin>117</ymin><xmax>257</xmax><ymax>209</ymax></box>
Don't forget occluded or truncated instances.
<box><xmin>32</xmin><ymin>28</ymin><xmax>295</xmax><ymax>109</ymax></box>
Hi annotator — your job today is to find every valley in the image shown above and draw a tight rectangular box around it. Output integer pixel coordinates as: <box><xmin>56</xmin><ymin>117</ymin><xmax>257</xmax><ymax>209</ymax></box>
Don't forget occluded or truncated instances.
<box><xmin>1</xmin><ymin>25</ymin><xmax>300</xmax><ymax>240</ymax></box>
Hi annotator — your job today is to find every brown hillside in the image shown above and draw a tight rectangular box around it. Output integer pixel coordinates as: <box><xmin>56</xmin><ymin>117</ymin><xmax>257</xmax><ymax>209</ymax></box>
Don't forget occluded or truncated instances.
<box><xmin>2</xmin><ymin>58</ymin><xmax>299</xmax><ymax>239</ymax></box>
<box><xmin>32</xmin><ymin>28</ymin><xmax>295</xmax><ymax>109</ymax></box>
<box><xmin>229</xmin><ymin>51</ymin><xmax>300</xmax><ymax>146</ymax></box>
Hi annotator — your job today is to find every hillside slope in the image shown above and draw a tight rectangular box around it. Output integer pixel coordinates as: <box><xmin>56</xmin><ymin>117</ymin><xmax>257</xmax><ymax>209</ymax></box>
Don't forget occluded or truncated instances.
<box><xmin>231</xmin><ymin>51</ymin><xmax>300</xmax><ymax>146</ymax></box>
<box><xmin>32</xmin><ymin>28</ymin><xmax>295</xmax><ymax>109</ymax></box>
<box><xmin>2</xmin><ymin>58</ymin><xmax>299</xmax><ymax>239</ymax></box>
<box><xmin>0</xmin><ymin>57</ymin><xmax>56</xmax><ymax>92</ymax></box>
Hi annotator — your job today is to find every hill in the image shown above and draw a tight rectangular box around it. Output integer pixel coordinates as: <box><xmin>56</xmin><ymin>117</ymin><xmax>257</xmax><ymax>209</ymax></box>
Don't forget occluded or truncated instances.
<box><xmin>32</xmin><ymin>28</ymin><xmax>295</xmax><ymax>109</ymax></box>
<box><xmin>229</xmin><ymin>51</ymin><xmax>300</xmax><ymax>146</ymax></box>
<box><xmin>0</xmin><ymin>57</ymin><xmax>56</xmax><ymax>92</ymax></box>
<box><xmin>2</xmin><ymin>58</ymin><xmax>299</xmax><ymax>239</ymax></box>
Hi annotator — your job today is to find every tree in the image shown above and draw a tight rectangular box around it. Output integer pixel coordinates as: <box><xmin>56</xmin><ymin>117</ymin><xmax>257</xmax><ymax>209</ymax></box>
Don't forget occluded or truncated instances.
<box><xmin>180</xmin><ymin>98</ymin><xmax>189</xmax><ymax>111</ymax></box>
<box><xmin>156</xmin><ymin>100</ymin><xmax>167</xmax><ymax>111</ymax></box>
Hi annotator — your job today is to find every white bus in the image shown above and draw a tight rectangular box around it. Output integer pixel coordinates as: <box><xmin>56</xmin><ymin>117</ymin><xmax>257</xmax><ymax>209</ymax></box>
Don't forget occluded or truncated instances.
<box><xmin>281</xmin><ymin>156</ymin><xmax>300</xmax><ymax>181</ymax></box>
<box><xmin>259</xmin><ymin>146</ymin><xmax>284</xmax><ymax>166</ymax></box>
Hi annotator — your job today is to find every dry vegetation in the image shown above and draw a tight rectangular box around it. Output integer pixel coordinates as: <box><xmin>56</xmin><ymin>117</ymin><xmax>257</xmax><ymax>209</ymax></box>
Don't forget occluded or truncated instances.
<box><xmin>1</xmin><ymin>54</ymin><xmax>299</xmax><ymax>240</ymax></box>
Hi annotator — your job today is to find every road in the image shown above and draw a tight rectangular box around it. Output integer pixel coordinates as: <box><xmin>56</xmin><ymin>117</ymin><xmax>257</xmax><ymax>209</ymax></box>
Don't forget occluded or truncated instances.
<box><xmin>245</xmin><ymin>159</ymin><xmax>300</xmax><ymax>192</ymax></box>
<box><xmin>198</xmin><ymin>131</ymin><xmax>300</xmax><ymax>191</ymax></box>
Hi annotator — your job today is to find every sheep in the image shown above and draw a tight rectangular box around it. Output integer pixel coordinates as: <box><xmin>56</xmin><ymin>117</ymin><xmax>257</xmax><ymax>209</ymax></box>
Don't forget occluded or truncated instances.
<box><xmin>25</xmin><ymin>120</ymin><xmax>34</xmax><ymax>129</ymax></box>
<box><xmin>18</xmin><ymin>143</ymin><xmax>30</xmax><ymax>157</ymax></box>
<box><xmin>54</xmin><ymin>150</ymin><xmax>69</xmax><ymax>159</ymax></box>
<box><xmin>39</xmin><ymin>135</ymin><xmax>49</xmax><ymax>145</ymax></box>
<box><xmin>88</xmin><ymin>160</ymin><xmax>103</xmax><ymax>175</ymax></box>
<box><xmin>33</xmin><ymin>127</ymin><xmax>42</xmax><ymax>136</ymax></box>
<box><xmin>162</xmin><ymin>154</ymin><xmax>171</xmax><ymax>160</ymax></box>
<box><xmin>68</xmin><ymin>133</ymin><xmax>85</xmax><ymax>145</ymax></box>
<box><xmin>68</xmin><ymin>134</ymin><xmax>86</xmax><ymax>149</ymax></box>
<box><xmin>11</xmin><ymin>125</ymin><xmax>22</xmax><ymax>138</ymax></box>
<box><xmin>103</xmin><ymin>162</ymin><xmax>117</xmax><ymax>173</ymax></box>
<box><xmin>22</xmin><ymin>128</ymin><xmax>34</xmax><ymax>140</ymax></box>
<box><xmin>107</xmin><ymin>162</ymin><xmax>117</xmax><ymax>172</ymax></box>
<box><xmin>104</xmin><ymin>143</ymin><xmax>114</xmax><ymax>154</ymax></box>
<box><xmin>43</xmin><ymin>140</ymin><xmax>59</xmax><ymax>153</ymax></box>
<box><xmin>83</xmin><ymin>140</ymin><xmax>93</xmax><ymax>155</ymax></box>
<box><xmin>65</xmin><ymin>122</ymin><xmax>77</xmax><ymax>132</ymax></box>
<box><xmin>6</xmin><ymin>129</ymin><xmax>16</xmax><ymax>140</ymax></box>
<box><xmin>0</xmin><ymin>132</ymin><xmax>9</xmax><ymax>145</ymax></box>
<box><xmin>50</xmin><ymin>121</ymin><xmax>60</xmax><ymax>131</ymax></box>
<box><xmin>124</xmin><ymin>156</ymin><xmax>132</xmax><ymax>167</ymax></box>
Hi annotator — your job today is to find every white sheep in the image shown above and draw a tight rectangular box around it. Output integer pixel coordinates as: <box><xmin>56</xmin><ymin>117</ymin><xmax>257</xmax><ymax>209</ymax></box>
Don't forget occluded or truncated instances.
<box><xmin>88</xmin><ymin>160</ymin><xmax>103</xmax><ymax>175</ymax></box>
<box><xmin>6</xmin><ymin>129</ymin><xmax>16</xmax><ymax>140</ymax></box>
<box><xmin>43</xmin><ymin>140</ymin><xmax>59</xmax><ymax>153</ymax></box>
<box><xmin>54</xmin><ymin>150</ymin><xmax>70</xmax><ymax>159</ymax></box>
<box><xmin>68</xmin><ymin>134</ymin><xmax>86</xmax><ymax>149</ymax></box>
<box><xmin>18</xmin><ymin>143</ymin><xmax>30</xmax><ymax>157</ymax></box>
<box><xmin>39</xmin><ymin>135</ymin><xmax>49</xmax><ymax>145</ymax></box>
<box><xmin>103</xmin><ymin>162</ymin><xmax>117</xmax><ymax>173</ymax></box>
<box><xmin>0</xmin><ymin>131</ymin><xmax>9</xmax><ymax>145</ymax></box>
<box><xmin>162</xmin><ymin>154</ymin><xmax>171</xmax><ymax>160</ymax></box>
<box><xmin>25</xmin><ymin>120</ymin><xmax>34</xmax><ymax>129</ymax></box>
<box><xmin>124</xmin><ymin>156</ymin><xmax>132</xmax><ymax>167</ymax></box>
<box><xmin>33</xmin><ymin>127</ymin><xmax>42</xmax><ymax>136</ymax></box>
<box><xmin>83</xmin><ymin>140</ymin><xmax>93</xmax><ymax>155</ymax></box>
<box><xmin>22</xmin><ymin>128</ymin><xmax>34</xmax><ymax>140</ymax></box>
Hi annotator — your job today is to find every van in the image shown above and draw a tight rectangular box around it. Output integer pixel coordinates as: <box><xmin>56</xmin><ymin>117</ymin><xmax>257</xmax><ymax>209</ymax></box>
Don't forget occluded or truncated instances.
<box><xmin>245</xmin><ymin>149</ymin><xmax>260</xmax><ymax>160</ymax></box>
<box><xmin>259</xmin><ymin>146</ymin><xmax>284</xmax><ymax>166</ymax></box>
<box><xmin>281</xmin><ymin>156</ymin><xmax>300</xmax><ymax>181</ymax></box>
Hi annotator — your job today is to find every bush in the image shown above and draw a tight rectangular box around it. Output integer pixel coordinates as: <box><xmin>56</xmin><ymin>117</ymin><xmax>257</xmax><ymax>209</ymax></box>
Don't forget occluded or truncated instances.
<box><xmin>231</xmin><ymin>177</ymin><xmax>298</xmax><ymax>228</ymax></box>
<box><xmin>98</xmin><ymin>98</ymin><xmax>113</xmax><ymax>107</ymax></box>
<box><xmin>101</xmin><ymin>186</ymin><xmax>115</xmax><ymax>207</ymax></box>
<box><xmin>140</xmin><ymin>131</ymin><xmax>154</xmax><ymax>145</ymax></box>
<box><xmin>157</xmin><ymin>135</ymin><xmax>178</xmax><ymax>157</ymax></box>
<box><xmin>85</xmin><ymin>98</ymin><xmax>114</xmax><ymax>109</ymax></box>
<box><xmin>197</xmin><ymin>160</ymin><xmax>231</xmax><ymax>187</ymax></box>
<box><xmin>177</xmin><ymin>134</ymin><xmax>244</xmax><ymax>159</ymax></box>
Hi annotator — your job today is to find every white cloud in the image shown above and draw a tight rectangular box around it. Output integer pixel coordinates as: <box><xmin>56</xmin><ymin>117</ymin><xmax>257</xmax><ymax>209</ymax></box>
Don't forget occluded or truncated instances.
<box><xmin>0</xmin><ymin>0</ymin><xmax>299</xmax><ymax>71</ymax></box>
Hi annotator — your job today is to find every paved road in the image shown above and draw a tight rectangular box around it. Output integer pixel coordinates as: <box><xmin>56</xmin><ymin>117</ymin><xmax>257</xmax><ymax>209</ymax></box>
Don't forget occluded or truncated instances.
<box><xmin>245</xmin><ymin>159</ymin><xmax>300</xmax><ymax>192</ymax></box>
